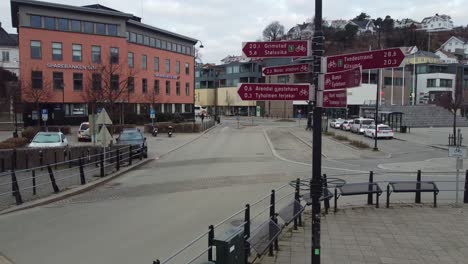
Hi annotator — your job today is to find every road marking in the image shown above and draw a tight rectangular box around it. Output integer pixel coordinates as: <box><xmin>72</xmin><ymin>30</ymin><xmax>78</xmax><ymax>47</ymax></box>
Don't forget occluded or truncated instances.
<box><xmin>262</xmin><ymin>129</ymin><xmax>367</xmax><ymax>173</ymax></box>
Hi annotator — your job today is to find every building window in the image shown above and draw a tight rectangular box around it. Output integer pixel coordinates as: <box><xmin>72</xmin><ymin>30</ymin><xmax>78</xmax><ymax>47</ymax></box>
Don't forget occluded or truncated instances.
<box><xmin>31</xmin><ymin>71</ymin><xmax>43</xmax><ymax>89</ymax></box>
<box><xmin>96</xmin><ymin>23</ymin><xmax>106</xmax><ymax>34</ymax></box>
<box><xmin>30</xmin><ymin>41</ymin><xmax>41</xmax><ymax>59</ymax></box>
<box><xmin>427</xmin><ymin>79</ymin><xmax>436</xmax><ymax>87</ymax></box>
<box><xmin>44</xmin><ymin>17</ymin><xmax>55</xmax><ymax>30</ymax></box>
<box><xmin>72</xmin><ymin>44</ymin><xmax>82</xmax><ymax>62</ymax></box>
<box><xmin>128</xmin><ymin>77</ymin><xmax>134</xmax><ymax>93</ymax></box>
<box><xmin>185</xmin><ymin>82</ymin><xmax>190</xmax><ymax>96</ymax></box>
<box><xmin>73</xmin><ymin>73</ymin><xmax>83</xmax><ymax>90</ymax></box>
<box><xmin>144</xmin><ymin>36</ymin><xmax>149</xmax><ymax>46</ymax></box>
<box><xmin>226</xmin><ymin>66</ymin><xmax>232</xmax><ymax>74</ymax></box>
<box><xmin>111</xmin><ymin>75</ymin><xmax>119</xmax><ymax>90</ymax></box>
<box><xmin>128</xmin><ymin>52</ymin><xmax>134</xmax><ymax>68</ymax></box>
<box><xmin>71</xmin><ymin>20</ymin><xmax>81</xmax><ymax>32</ymax></box>
<box><xmin>142</xmin><ymin>55</ymin><xmax>147</xmax><ymax>70</ymax></box>
<box><xmin>176</xmin><ymin>61</ymin><xmax>180</xmax><ymax>74</ymax></box>
<box><xmin>1</xmin><ymin>51</ymin><xmax>9</xmax><ymax>62</ymax></box>
<box><xmin>30</xmin><ymin>15</ymin><xmax>42</xmax><ymax>28</ymax></box>
<box><xmin>278</xmin><ymin>75</ymin><xmax>289</xmax><ymax>83</ymax></box>
<box><xmin>92</xmin><ymin>74</ymin><xmax>101</xmax><ymax>90</ymax></box>
<box><xmin>52</xmin><ymin>42</ymin><xmax>62</xmax><ymax>60</ymax></box>
<box><xmin>92</xmin><ymin>46</ymin><xmax>101</xmax><ymax>63</ymax></box>
<box><xmin>53</xmin><ymin>72</ymin><xmax>63</xmax><ymax>89</ymax></box>
<box><xmin>185</xmin><ymin>63</ymin><xmax>190</xmax><ymax>75</ymax></box>
<box><xmin>172</xmin><ymin>43</ymin><xmax>177</xmax><ymax>52</ymax></box>
<box><xmin>130</xmin><ymin>32</ymin><xmax>137</xmax><ymax>42</ymax></box>
<box><xmin>142</xmin><ymin>78</ymin><xmax>148</xmax><ymax>93</ymax></box>
<box><xmin>161</xmin><ymin>40</ymin><xmax>167</xmax><ymax>49</ymax></box>
<box><xmin>108</xmin><ymin>24</ymin><xmax>118</xmax><ymax>36</ymax></box>
<box><xmin>110</xmin><ymin>47</ymin><xmax>119</xmax><ymax>64</ymax></box>
<box><xmin>154</xmin><ymin>57</ymin><xmax>159</xmax><ymax>72</ymax></box>
<box><xmin>83</xmin><ymin>22</ymin><xmax>94</xmax><ymax>34</ymax></box>
<box><xmin>137</xmin><ymin>34</ymin><xmax>143</xmax><ymax>44</ymax></box>
<box><xmin>156</xmin><ymin>39</ymin><xmax>161</xmax><ymax>48</ymax></box>
<box><xmin>150</xmin><ymin>38</ymin><xmax>155</xmax><ymax>47</ymax></box>
<box><xmin>440</xmin><ymin>79</ymin><xmax>452</xmax><ymax>87</ymax></box>
<box><xmin>154</xmin><ymin>80</ymin><xmax>160</xmax><ymax>95</ymax></box>
<box><xmin>166</xmin><ymin>80</ymin><xmax>170</xmax><ymax>95</ymax></box>
<box><xmin>176</xmin><ymin>81</ymin><xmax>180</xmax><ymax>95</ymax></box>
<box><xmin>165</xmin><ymin>59</ymin><xmax>170</xmax><ymax>73</ymax></box>
<box><xmin>177</xmin><ymin>44</ymin><xmax>182</xmax><ymax>53</ymax></box>
<box><xmin>384</xmin><ymin>77</ymin><xmax>392</xmax><ymax>86</ymax></box>
<box><xmin>58</xmin><ymin>18</ymin><xmax>69</xmax><ymax>31</ymax></box>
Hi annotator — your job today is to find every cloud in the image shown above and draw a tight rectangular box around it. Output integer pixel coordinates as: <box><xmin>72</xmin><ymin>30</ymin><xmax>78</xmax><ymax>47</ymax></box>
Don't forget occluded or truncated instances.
<box><xmin>1</xmin><ymin>0</ymin><xmax>468</xmax><ymax>63</ymax></box>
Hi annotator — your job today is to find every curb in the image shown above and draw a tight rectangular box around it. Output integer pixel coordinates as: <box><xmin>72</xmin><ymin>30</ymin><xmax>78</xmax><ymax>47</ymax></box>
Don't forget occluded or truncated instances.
<box><xmin>0</xmin><ymin>126</ymin><xmax>218</xmax><ymax>216</ymax></box>
<box><xmin>0</xmin><ymin>158</ymin><xmax>153</xmax><ymax>216</ymax></box>
<box><xmin>287</xmin><ymin>130</ymin><xmax>328</xmax><ymax>159</ymax></box>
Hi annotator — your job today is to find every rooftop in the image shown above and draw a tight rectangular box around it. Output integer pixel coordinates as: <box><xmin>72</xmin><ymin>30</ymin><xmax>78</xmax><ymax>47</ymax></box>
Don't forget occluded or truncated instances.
<box><xmin>0</xmin><ymin>23</ymin><xmax>18</xmax><ymax>46</ymax></box>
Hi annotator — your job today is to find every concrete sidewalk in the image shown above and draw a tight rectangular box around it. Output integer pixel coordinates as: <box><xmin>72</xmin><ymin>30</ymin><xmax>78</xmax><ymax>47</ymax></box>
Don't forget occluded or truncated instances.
<box><xmin>256</xmin><ymin>204</ymin><xmax>468</xmax><ymax>264</ymax></box>
<box><xmin>394</xmin><ymin>127</ymin><xmax>468</xmax><ymax>148</ymax></box>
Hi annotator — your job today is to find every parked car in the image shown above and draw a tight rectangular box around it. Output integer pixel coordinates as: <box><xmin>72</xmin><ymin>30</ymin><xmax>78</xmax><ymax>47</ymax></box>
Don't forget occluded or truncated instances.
<box><xmin>341</xmin><ymin>120</ymin><xmax>354</xmax><ymax>131</ymax></box>
<box><xmin>77</xmin><ymin>122</ymin><xmax>91</xmax><ymax>142</ymax></box>
<box><xmin>115</xmin><ymin>130</ymin><xmax>148</xmax><ymax>158</ymax></box>
<box><xmin>29</xmin><ymin>132</ymin><xmax>69</xmax><ymax>148</ymax></box>
<box><xmin>330</xmin><ymin>118</ymin><xmax>344</xmax><ymax>128</ymax></box>
<box><xmin>364</xmin><ymin>124</ymin><xmax>394</xmax><ymax>139</ymax></box>
<box><xmin>194</xmin><ymin>105</ymin><xmax>207</xmax><ymax>117</ymax></box>
<box><xmin>351</xmin><ymin>118</ymin><xmax>374</xmax><ymax>134</ymax></box>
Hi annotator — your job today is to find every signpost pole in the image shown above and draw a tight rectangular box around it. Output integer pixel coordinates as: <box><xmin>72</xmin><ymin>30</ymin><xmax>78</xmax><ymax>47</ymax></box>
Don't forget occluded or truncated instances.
<box><xmin>456</xmin><ymin>156</ymin><xmax>460</xmax><ymax>207</ymax></box>
<box><xmin>311</xmin><ymin>0</ymin><xmax>323</xmax><ymax>263</ymax></box>
<box><xmin>374</xmin><ymin>69</ymin><xmax>380</xmax><ymax>151</ymax></box>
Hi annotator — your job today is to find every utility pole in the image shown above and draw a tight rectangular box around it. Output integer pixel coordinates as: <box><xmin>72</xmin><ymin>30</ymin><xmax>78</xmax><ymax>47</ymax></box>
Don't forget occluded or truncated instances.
<box><xmin>311</xmin><ymin>0</ymin><xmax>323</xmax><ymax>263</ymax></box>
<box><xmin>373</xmin><ymin>26</ymin><xmax>381</xmax><ymax>151</ymax></box>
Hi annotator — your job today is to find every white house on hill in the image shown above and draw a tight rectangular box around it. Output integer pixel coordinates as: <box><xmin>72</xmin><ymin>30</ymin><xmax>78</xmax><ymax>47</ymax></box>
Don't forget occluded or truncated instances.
<box><xmin>435</xmin><ymin>50</ymin><xmax>458</xmax><ymax>64</ymax></box>
<box><xmin>439</xmin><ymin>36</ymin><xmax>468</xmax><ymax>54</ymax></box>
<box><xmin>421</xmin><ymin>14</ymin><xmax>453</xmax><ymax>32</ymax></box>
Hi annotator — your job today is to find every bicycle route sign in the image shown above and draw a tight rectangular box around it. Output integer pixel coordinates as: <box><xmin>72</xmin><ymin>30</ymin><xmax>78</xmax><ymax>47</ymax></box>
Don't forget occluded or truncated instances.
<box><xmin>242</xmin><ymin>40</ymin><xmax>310</xmax><ymax>58</ymax></box>
<box><xmin>326</xmin><ymin>48</ymin><xmax>406</xmax><ymax>73</ymax></box>
<box><xmin>237</xmin><ymin>83</ymin><xmax>311</xmax><ymax>101</ymax></box>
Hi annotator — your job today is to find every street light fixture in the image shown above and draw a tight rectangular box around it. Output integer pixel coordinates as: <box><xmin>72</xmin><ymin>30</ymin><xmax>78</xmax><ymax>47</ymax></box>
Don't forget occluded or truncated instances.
<box><xmin>193</xmin><ymin>40</ymin><xmax>204</xmax><ymax>122</ymax></box>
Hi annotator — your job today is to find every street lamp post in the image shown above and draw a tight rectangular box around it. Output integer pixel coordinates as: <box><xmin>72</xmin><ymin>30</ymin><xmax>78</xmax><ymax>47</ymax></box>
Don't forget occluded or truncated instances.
<box><xmin>193</xmin><ymin>40</ymin><xmax>204</xmax><ymax>123</ymax></box>
<box><xmin>373</xmin><ymin>25</ymin><xmax>381</xmax><ymax>151</ymax></box>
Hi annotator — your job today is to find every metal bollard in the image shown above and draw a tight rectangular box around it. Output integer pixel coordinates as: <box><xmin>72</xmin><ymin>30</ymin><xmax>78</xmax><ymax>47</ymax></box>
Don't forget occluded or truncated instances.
<box><xmin>129</xmin><ymin>145</ymin><xmax>133</xmax><ymax>165</ymax></box>
<box><xmin>294</xmin><ymin>178</ymin><xmax>300</xmax><ymax>229</ymax></box>
<box><xmin>32</xmin><ymin>169</ymin><xmax>36</xmax><ymax>195</ymax></box>
<box><xmin>116</xmin><ymin>149</ymin><xmax>120</xmax><ymax>171</ymax></box>
<box><xmin>368</xmin><ymin>171</ymin><xmax>374</xmax><ymax>205</ymax></box>
<box><xmin>54</xmin><ymin>151</ymin><xmax>57</xmax><ymax>169</ymax></box>
<box><xmin>100</xmin><ymin>151</ymin><xmax>104</xmax><ymax>177</ymax></box>
<box><xmin>68</xmin><ymin>150</ymin><xmax>72</xmax><ymax>168</ymax></box>
<box><xmin>208</xmin><ymin>225</ymin><xmax>214</xmax><ymax>261</ymax></box>
<box><xmin>269</xmin><ymin>189</ymin><xmax>275</xmax><ymax>256</ymax></box>
<box><xmin>47</xmin><ymin>165</ymin><xmax>60</xmax><ymax>193</ymax></box>
<box><xmin>323</xmin><ymin>174</ymin><xmax>330</xmax><ymax>214</ymax></box>
<box><xmin>415</xmin><ymin>170</ymin><xmax>421</xmax><ymax>203</ymax></box>
<box><xmin>244</xmin><ymin>204</ymin><xmax>251</xmax><ymax>263</ymax></box>
<box><xmin>464</xmin><ymin>170</ymin><xmax>468</xmax><ymax>203</ymax></box>
<box><xmin>11</xmin><ymin>170</ymin><xmax>23</xmax><ymax>205</ymax></box>
<box><xmin>39</xmin><ymin>150</ymin><xmax>44</xmax><ymax>170</ymax></box>
<box><xmin>79</xmin><ymin>157</ymin><xmax>86</xmax><ymax>185</ymax></box>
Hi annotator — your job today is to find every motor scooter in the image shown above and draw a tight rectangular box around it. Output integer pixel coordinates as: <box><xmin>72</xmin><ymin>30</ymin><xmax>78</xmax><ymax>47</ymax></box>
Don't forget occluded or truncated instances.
<box><xmin>167</xmin><ymin>126</ymin><xmax>173</xmax><ymax>137</ymax></box>
<box><xmin>152</xmin><ymin>126</ymin><xmax>158</xmax><ymax>137</ymax></box>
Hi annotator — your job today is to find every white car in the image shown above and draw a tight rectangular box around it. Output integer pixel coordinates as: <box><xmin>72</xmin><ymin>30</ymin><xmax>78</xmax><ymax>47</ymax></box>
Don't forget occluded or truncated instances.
<box><xmin>364</xmin><ymin>124</ymin><xmax>394</xmax><ymax>139</ymax></box>
<box><xmin>29</xmin><ymin>132</ymin><xmax>69</xmax><ymax>148</ymax></box>
<box><xmin>77</xmin><ymin>122</ymin><xmax>91</xmax><ymax>142</ymax></box>
<box><xmin>330</xmin><ymin>118</ymin><xmax>344</xmax><ymax>128</ymax></box>
<box><xmin>341</xmin><ymin>120</ymin><xmax>354</xmax><ymax>131</ymax></box>
<box><xmin>351</xmin><ymin>118</ymin><xmax>374</xmax><ymax>134</ymax></box>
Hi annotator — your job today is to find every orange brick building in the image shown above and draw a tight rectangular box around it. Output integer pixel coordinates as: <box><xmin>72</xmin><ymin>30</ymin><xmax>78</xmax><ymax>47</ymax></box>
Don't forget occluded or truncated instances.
<box><xmin>11</xmin><ymin>0</ymin><xmax>198</xmax><ymax>125</ymax></box>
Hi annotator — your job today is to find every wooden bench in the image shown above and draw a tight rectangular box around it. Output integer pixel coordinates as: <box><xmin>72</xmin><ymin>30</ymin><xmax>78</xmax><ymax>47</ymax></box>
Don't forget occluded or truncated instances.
<box><xmin>386</xmin><ymin>181</ymin><xmax>439</xmax><ymax>208</ymax></box>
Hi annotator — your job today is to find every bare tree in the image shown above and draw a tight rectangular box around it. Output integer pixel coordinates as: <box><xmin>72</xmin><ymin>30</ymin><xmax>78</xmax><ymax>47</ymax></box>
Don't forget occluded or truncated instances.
<box><xmin>225</xmin><ymin>90</ymin><xmax>234</xmax><ymax>115</ymax></box>
<box><xmin>263</xmin><ymin>21</ymin><xmax>285</xmax><ymax>41</ymax></box>
<box><xmin>0</xmin><ymin>67</ymin><xmax>21</xmax><ymax>136</ymax></box>
<box><xmin>21</xmin><ymin>78</ymin><xmax>53</xmax><ymax>126</ymax></box>
<box><xmin>82</xmin><ymin>56</ymin><xmax>137</xmax><ymax>124</ymax></box>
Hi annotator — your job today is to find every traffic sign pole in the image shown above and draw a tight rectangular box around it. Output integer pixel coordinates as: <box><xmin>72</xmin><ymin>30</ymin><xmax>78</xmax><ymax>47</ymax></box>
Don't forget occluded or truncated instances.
<box><xmin>374</xmin><ymin>69</ymin><xmax>381</xmax><ymax>151</ymax></box>
<box><xmin>311</xmin><ymin>0</ymin><xmax>323</xmax><ymax>263</ymax></box>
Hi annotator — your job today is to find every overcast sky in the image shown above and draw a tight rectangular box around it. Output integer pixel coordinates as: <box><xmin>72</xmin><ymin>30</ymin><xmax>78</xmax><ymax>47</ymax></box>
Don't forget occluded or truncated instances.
<box><xmin>1</xmin><ymin>0</ymin><xmax>467</xmax><ymax>63</ymax></box>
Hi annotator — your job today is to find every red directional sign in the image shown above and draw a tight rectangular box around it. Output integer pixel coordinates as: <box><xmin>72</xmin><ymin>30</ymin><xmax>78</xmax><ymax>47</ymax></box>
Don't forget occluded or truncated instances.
<box><xmin>242</xmin><ymin>41</ymin><xmax>310</xmax><ymax>58</ymax></box>
<box><xmin>326</xmin><ymin>48</ymin><xmax>405</xmax><ymax>73</ymax></box>
<box><xmin>323</xmin><ymin>90</ymin><xmax>347</xmax><ymax>108</ymax></box>
<box><xmin>238</xmin><ymin>83</ymin><xmax>310</xmax><ymax>101</ymax></box>
<box><xmin>324</xmin><ymin>67</ymin><xmax>362</xmax><ymax>90</ymax></box>
<box><xmin>262</xmin><ymin>63</ymin><xmax>310</xmax><ymax>76</ymax></box>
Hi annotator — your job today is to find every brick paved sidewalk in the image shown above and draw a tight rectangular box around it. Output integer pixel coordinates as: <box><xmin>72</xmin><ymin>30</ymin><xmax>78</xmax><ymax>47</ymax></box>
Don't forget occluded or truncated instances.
<box><xmin>256</xmin><ymin>204</ymin><xmax>468</xmax><ymax>264</ymax></box>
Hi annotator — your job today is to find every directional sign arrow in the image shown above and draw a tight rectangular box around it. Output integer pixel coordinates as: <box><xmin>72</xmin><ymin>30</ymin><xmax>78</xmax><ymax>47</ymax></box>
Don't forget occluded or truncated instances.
<box><xmin>262</xmin><ymin>63</ymin><xmax>310</xmax><ymax>76</ymax></box>
<box><xmin>237</xmin><ymin>83</ymin><xmax>311</xmax><ymax>101</ymax></box>
<box><xmin>242</xmin><ymin>41</ymin><xmax>310</xmax><ymax>58</ymax></box>
<box><xmin>324</xmin><ymin>67</ymin><xmax>362</xmax><ymax>90</ymax></box>
<box><xmin>326</xmin><ymin>47</ymin><xmax>405</xmax><ymax>73</ymax></box>
<box><xmin>323</xmin><ymin>89</ymin><xmax>347</xmax><ymax>108</ymax></box>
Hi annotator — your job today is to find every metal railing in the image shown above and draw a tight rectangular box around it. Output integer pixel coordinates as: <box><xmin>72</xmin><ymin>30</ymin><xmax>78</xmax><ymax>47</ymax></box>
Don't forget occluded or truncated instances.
<box><xmin>0</xmin><ymin>145</ymin><xmax>147</xmax><ymax>211</ymax></box>
<box><xmin>152</xmin><ymin>169</ymin><xmax>468</xmax><ymax>264</ymax></box>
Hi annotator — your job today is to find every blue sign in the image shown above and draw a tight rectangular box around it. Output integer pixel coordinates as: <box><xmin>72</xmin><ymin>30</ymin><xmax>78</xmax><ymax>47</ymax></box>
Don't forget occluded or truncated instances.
<box><xmin>41</xmin><ymin>109</ymin><xmax>48</xmax><ymax>121</ymax></box>
<box><xmin>150</xmin><ymin>109</ymin><xmax>156</xmax><ymax>119</ymax></box>
<box><xmin>41</xmin><ymin>109</ymin><xmax>48</xmax><ymax>115</ymax></box>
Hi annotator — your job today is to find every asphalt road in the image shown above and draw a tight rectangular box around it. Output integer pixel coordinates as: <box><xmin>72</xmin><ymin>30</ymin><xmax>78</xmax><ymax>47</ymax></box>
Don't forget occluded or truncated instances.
<box><xmin>0</xmin><ymin>118</ymin><xmax>461</xmax><ymax>264</ymax></box>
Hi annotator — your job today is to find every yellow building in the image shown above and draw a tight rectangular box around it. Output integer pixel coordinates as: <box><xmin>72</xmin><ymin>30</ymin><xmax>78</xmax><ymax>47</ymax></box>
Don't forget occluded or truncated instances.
<box><xmin>405</xmin><ymin>51</ymin><xmax>441</xmax><ymax>64</ymax></box>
